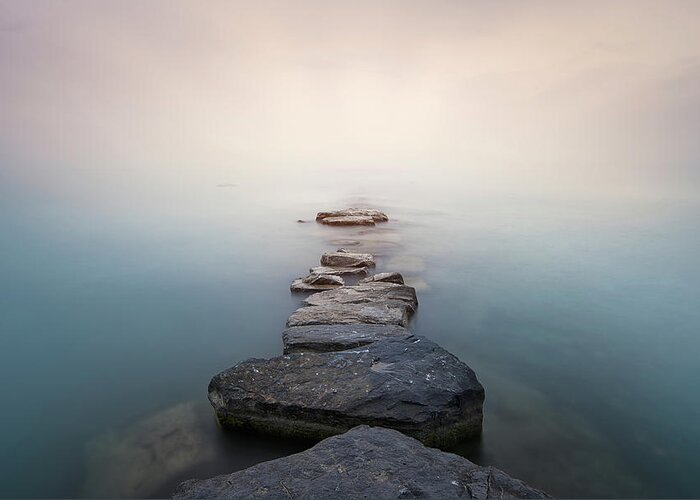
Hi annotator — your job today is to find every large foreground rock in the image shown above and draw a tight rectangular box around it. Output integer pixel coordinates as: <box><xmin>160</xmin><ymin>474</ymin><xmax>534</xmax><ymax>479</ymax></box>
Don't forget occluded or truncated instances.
<box><xmin>282</xmin><ymin>323</ymin><xmax>411</xmax><ymax>353</ymax></box>
<box><xmin>316</xmin><ymin>208</ymin><xmax>389</xmax><ymax>223</ymax></box>
<box><xmin>208</xmin><ymin>336</ymin><xmax>485</xmax><ymax>446</ymax></box>
<box><xmin>287</xmin><ymin>302</ymin><xmax>410</xmax><ymax>327</ymax></box>
<box><xmin>320</xmin><ymin>251</ymin><xmax>375</xmax><ymax>268</ymax></box>
<box><xmin>173</xmin><ymin>426</ymin><xmax>549</xmax><ymax>499</ymax></box>
<box><xmin>303</xmin><ymin>282</ymin><xmax>418</xmax><ymax>313</ymax></box>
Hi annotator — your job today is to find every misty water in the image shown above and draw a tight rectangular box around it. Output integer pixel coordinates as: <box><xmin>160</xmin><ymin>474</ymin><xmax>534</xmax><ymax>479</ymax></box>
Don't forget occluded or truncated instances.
<box><xmin>1</xmin><ymin>167</ymin><xmax>699</xmax><ymax>498</ymax></box>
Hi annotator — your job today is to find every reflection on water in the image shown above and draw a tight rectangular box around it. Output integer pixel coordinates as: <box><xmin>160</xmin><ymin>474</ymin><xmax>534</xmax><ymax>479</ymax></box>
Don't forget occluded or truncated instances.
<box><xmin>0</xmin><ymin>169</ymin><xmax>699</xmax><ymax>498</ymax></box>
<box><xmin>82</xmin><ymin>402</ymin><xmax>213</xmax><ymax>498</ymax></box>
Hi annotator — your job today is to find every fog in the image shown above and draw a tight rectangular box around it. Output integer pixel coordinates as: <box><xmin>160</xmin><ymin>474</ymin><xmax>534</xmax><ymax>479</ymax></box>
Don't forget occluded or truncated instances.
<box><xmin>1</xmin><ymin>0</ymin><xmax>699</xmax><ymax>198</ymax></box>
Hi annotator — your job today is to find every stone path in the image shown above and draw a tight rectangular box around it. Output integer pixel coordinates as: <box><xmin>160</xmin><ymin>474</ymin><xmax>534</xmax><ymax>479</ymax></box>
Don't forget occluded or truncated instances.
<box><xmin>174</xmin><ymin>208</ymin><xmax>548</xmax><ymax>498</ymax></box>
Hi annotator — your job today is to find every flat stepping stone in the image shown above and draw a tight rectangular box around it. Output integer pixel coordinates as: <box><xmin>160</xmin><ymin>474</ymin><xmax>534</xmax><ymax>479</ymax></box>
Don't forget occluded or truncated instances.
<box><xmin>316</xmin><ymin>208</ymin><xmax>389</xmax><ymax>223</ymax></box>
<box><xmin>309</xmin><ymin>265</ymin><xmax>369</xmax><ymax>276</ymax></box>
<box><xmin>361</xmin><ymin>271</ymin><xmax>404</xmax><ymax>284</ymax></box>
<box><xmin>173</xmin><ymin>426</ymin><xmax>549</xmax><ymax>499</ymax></box>
<box><xmin>290</xmin><ymin>274</ymin><xmax>344</xmax><ymax>292</ymax></box>
<box><xmin>303</xmin><ymin>282</ymin><xmax>418</xmax><ymax>313</ymax></box>
<box><xmin>282</xmin><ymin>323</ymin><xmax>411</xmax><ymax>353</ymax></box>
<box><xmin>320</xmin><ymin>215</ymin><xmax>376</xmax><ymax>226</ymax></box>
<box><xmin>287</xmin><ymin>302</ymin><xmax>410</xmax><ymax>327</ymax></box>
<box><xmin>207</xmin><ymin>336</ymin><xmax>485</xmax><ymax>447</ymax></box>
<box><xmin>320</xmin><ymin>251</ymin><xmax>375</xmax><ymax>268</ymax></box>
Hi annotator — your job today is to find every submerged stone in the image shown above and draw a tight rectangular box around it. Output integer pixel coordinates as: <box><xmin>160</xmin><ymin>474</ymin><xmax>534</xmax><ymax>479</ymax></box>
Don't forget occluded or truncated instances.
<box><xmin>287</xmin><ymin>302</ymin><xmax>411</xmax><ymax>327</ymax></box>
<box><xmin>290</xmin><ymin>274</ymin><xmax>344</xmax><ymax>292</ymax></box>
<box><xmin>207</xmin><ymin>336</ymin><xmax>485</xmax><ymax>446</ymax></box>
<box><xmin>320</xmin><ymin>251</ymin><xmax>375</xmax><ymax>268</ymax></box>
<box><xmin>173</xmin><ymin>426</ymin><xmax>549</xmax><ymax>499</ymax></box>
<box><xmin>361</xmin><ymin>271</ymin><xmax>405</xmax><ymax>285</ymax></box>
<box><xmin>303</xmin><ymin>282</ymin><xmax>418</xmax><ymax>313</ymax></box>
<box><xmin>282</xmin><ymin>323</ymin><xmax>411</xmax><ymax>353</ymax></box>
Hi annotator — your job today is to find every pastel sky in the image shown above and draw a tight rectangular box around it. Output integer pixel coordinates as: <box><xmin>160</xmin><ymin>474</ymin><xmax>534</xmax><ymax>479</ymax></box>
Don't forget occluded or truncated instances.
<box><xmin>1</xmin><ymin>0</ymin><xmax>699</xmax><ymax>194</ymax></box>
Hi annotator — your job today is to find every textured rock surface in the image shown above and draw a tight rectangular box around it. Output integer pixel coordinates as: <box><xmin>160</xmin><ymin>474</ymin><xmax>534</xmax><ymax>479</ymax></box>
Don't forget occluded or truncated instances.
<box><xmin>309</xmin><ymin>265</ymin><xmax>369</xmax><ymax>276</ymax></box>
<box><xmin>173</xmin><ymin>426</ymin><xmax>548</xmax><ymax>499</ymax></box>
<box><xmin>207</xmin><ymin>336</ymin><xmax>484</xmax><ymax>446</ymax></box>
<box><xmin>320</xmin><ymin>215</ymin><xmax>376</xmax><ymax>226</ymax></box>
<box><xmin>303</xmin><ymin>282</ymin><xmax>418</xmax><ymax>313</ymax></box>
<box><xmin>316</xmin><ymin>208</ymin><xmax>389</xmax><ymax>223</ymax></box>
<box><xmin>282</xmin><ymin>323</ymin><xmax>411</xmax><ymax>353</ymax></box>
<box><xmin>290</xmin><ymin>274</ymin><xmax>344</xmax><ymax>292</ymax></box>
<box><xmin>361</xmin><ymin>271</ymin><xmax>405</xmax><ymax>285</ymax></box>
<box><xmin>287</xmin><ymin>302</ymin><xmax>410</xmax><ymax>327</ymax></box>
<box><xmin>320</xmin><ymin>251</ymin><xmax>375</xmax><ymax>268</ymax></box>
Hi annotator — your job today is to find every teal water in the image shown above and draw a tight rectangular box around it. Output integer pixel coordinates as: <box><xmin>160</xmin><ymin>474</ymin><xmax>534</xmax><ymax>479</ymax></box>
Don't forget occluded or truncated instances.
<box><xmin>1</xmin><ymin>168</ymin><xmax>699</xmax><ymax>498</ymax></box>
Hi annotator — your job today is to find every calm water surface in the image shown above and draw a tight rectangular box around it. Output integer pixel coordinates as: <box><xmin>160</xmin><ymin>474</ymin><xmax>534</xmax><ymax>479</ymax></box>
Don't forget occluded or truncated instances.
<box><xmin>1</xmin><ymin>168</ymin><xmax>699</xmax><ymax>498</ymax></box>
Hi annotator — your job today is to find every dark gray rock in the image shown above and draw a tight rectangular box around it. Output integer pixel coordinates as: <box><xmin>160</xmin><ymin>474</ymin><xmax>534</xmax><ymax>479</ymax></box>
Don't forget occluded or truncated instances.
<box><xmin>309</xmin><ymin>265</ymin><xmax>369</xmax><ymax>276</ymax></box>
<box><xmin>303</xmin><ymin>282</ymin><xmax>418</xmax><ymax>313</ymax></box>
<box><xmin>361</xmin><ymin>271</ymin><xmax>405</xmax><ymax>285</ymax></box>
<box><xmin>173</xmin><ymin>426</ymin><xmax>548</xmax><ymax>499</ymax></box>
<box><xmin>282</xmin><ymin>323</ymin><xmax>411</xmax><ymax>353</ymax></box>
<box><xmin>286</xmin><ymin>302</ymin><xmax>411</xmax><ymax>327</ymax></box>
<box><xmin>320</xmin><ymin>251</ymin><xmax>375</xmax><ymax>268</ymax></box>
<box><xmin>316</xmin><ymin>208</ymin><xmax>389</xmax><ymax>223</ymax></box>
<box><xmin>290</xmin><ymin>274</ymin><xmax>344</xmax><ymax>292</ymax></box>
<box><xmin>207</xmin><ymin>336</ymin><xmax>484</xmax><ymax>447</ymax></box>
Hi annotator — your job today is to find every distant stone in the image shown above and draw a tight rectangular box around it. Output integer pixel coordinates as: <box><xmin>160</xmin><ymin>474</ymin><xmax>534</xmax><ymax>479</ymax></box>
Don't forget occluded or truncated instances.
<box><xmin>320</xmin><ymin>215</ymin><xmax>376</xmax><ymax>226</ymax></box>
<box><xmin>287</xmin><ymin>302</ymin><xmax>410</xmax><ymax>327</ymax></box>
<box><xmin>320</xmin><ymin>251</ymin><xmax>375</xmax><ymax>268</ymax></box>
<box><xmin>290</xmin><ymin>274</ymin><xmax>344</xmax><ymax>292</ymax></box>
<box><xmin>316</xmin><ymin>208</ymin><xmax>389</xmax><ymax>223</ymax></box>
<box><xmin>303</xmin><ymin>282</ymin><xmax>418</xmax><ymax>314</ymax></box>
<box><xmin>282</xmin><ymin>323</ymin><xmax>411</xmax><ymax>353</ymax></box>
<box><xmin>173</xmin><ymin>426</ymin><xmax>549</xmax><ymax>499</ymax></box>
<box><xmin>309</xmin><ymin>266</ymin><xmax>369</xmax><ymax>277</ymax></box>
<box><xmin>360</xmin><ymin>271</ymin><xmax>405</xmax><ymax>285</ymax></box>
<box><xmin>296</xmin><ymin>219</ymin><xmax>307</xmax><ymax>223</ymax></box>
<box><xmin>206</xmin><ymin>337</ymin><xmax>485</xmax><ymax>446</ymax></box>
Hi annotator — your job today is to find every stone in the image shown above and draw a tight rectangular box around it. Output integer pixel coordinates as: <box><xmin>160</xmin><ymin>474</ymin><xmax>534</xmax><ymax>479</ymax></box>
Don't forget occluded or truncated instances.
<box><xmin>290</xmin><ymin>274</ymin><xmax>344</xmax><ymax>292</ymax></box>
<box><xmin>303</xmin><ymin>282</ymin><xmax>418</xmax><ymax>314</ymax></box>
<box><xmin>320</xmin><ymin>251</ymin><xmax>375</xmax><ymax>268</ymax></box>
<box><xmin>84</xmin><ymin>402</ymin><xmax>215</xmax><ymax>498</ymax></box>
<box><xmin>282</xmin><ymin>323</ymin><xmax>412</xmax><ymax>353</ymax></box>
<box><xmin>286</xmin><ymin>302</ymin><xmax>411</xmax><ymax>327</ymax></box>
<box><xmin>173</xmin><ymin>426</ymin><xmax>549</xmax><ymax>499</ymax></box>
<box><xmin>361</xmin><ymin>271</ymin><xmax>405</xmax><ymax>285</ymax></box>
<box><xmin>206</xmin><ymin>336</ymin><xmax>485</xmax><ymax>446</ymax></box>
<box><xmin>316</xmin><ymin>208</ymin><xmax>389</xmax><ymax>223</ymax></box>
<box><xmin>320</xmin><ymin>215</ymin><xmax>376</xmax><ymax>226</ymax></box>
<box><xmin>309</xmin><ymin>266</ymin><xmax>369</xmax><ymax>277</ymax></box>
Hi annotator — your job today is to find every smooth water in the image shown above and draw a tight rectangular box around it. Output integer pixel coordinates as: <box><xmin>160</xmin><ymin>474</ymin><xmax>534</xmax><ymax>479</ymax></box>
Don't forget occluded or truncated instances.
<box><xmin>1</xmin><ymin>167</ymin><xmax>699</xmax><ymax>498</ymax></box>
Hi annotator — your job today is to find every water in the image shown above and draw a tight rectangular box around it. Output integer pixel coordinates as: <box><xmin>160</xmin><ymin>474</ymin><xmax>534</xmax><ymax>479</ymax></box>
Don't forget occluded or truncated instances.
<box><xmin>1</xmin><ymin>167</ymin><xmax>699</xmax><ymax>498</ymax></box>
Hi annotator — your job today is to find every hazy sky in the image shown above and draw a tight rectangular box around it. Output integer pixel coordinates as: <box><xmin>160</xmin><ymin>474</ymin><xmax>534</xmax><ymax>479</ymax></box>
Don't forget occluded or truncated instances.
<box><xmin>1</xmin><ymin>0</ymin><xmax>699</xmax><ymax>195</ymax></box>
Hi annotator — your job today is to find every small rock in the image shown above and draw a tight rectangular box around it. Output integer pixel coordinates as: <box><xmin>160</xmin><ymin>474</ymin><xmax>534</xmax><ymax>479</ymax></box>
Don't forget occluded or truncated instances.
<box><xmin>320</xmin><ymin>251</ymin><xmax>375</xmax><ymax>268</ymax></box>
<box><xmin>360</xmin><ymin>272</ymin><xmax>405</xmax><ymax>285</ymax></box>
<box><xmin>309</xmin><ymin>266</ymin><xmax>369</xmax><ymax>277</ymax></box>
<box><xmin>316</xmin><ymin>208</ymin><xmax>389</xmax><ymax>223</ymax></box>
<box><xmin>290</xmin><ymin>274</ymin><xmax>344</xmax><ymax>292</ymax></box>
<box><xmin>320</xmin><ymin>215</ymin><xmax>376</xmax><ymax>226</ymax></box>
